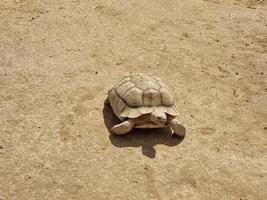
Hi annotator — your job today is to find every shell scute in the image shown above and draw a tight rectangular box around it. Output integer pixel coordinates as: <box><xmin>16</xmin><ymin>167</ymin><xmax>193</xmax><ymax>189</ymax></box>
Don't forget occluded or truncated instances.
<box><xmin>143</xmin><ymin>88</ymin><xmax>161</xmax><ymax>106</ymax></box>
<box><xmin>160</xmin><ymin>87</ymin><xmax>174</xmax><ymax>106</ymax></box>
<box><xmin>122</xmin><ymin>87</ymin><xmax>143</xmax><ymax>108</ymax></box>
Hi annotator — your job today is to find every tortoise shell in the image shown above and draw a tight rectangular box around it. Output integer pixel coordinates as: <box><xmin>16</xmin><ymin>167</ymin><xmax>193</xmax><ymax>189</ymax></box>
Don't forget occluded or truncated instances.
<box><xmin>108</xmin><ymin>73</ymin><xmax>178</xmax><ymax>120</ymax></box>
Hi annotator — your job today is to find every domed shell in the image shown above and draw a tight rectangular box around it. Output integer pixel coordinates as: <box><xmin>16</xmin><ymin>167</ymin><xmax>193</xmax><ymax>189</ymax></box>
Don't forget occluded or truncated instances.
<box><xmin>108</xmin><ymin>73</ymin><xmax>178</xmax><ymax>120</ymax></box>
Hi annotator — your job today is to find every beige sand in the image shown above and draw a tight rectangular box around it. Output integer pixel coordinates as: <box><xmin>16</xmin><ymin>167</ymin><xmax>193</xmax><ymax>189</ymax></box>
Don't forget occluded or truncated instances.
<box><xmin>0</xmin><ymin>0</ymin><xmax>266</xmax><ymax>199</ymax></box>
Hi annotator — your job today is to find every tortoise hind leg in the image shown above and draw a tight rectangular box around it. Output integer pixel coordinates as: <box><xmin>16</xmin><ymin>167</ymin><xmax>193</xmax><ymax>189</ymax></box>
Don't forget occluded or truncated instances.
<box><xmin>111</xmin><ymin>119</ymin><xmax>135</xmax><ymax>135</ymax></box>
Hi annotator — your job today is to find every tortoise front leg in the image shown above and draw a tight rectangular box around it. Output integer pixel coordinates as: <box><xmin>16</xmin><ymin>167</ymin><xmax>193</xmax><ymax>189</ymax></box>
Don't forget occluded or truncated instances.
<box><xmin>111</xmin><ymin>119</ymin><xmax>135</xmax><ymax>135</ymax></box>
<box><xmin>169</xmin><ymin>118</ymin><xmax>185</xmax><ymax>137</ymax></box>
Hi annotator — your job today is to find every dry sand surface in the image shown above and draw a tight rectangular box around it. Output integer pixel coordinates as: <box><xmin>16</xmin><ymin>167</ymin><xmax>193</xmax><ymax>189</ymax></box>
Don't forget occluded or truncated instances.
<box><xmin>1</xmin><ymin>0</ymin><xmax>267</xmax><ymax>199</ymax></box>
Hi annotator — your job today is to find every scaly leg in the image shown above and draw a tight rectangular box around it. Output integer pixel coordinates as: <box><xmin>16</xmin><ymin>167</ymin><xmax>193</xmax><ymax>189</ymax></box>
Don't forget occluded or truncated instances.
<box><xmin>111</xmin><ymin>119</ymin><xmax>135</xmax><ymax>135</ymax></box>
<box><xmin>169</xmin><ymin>118</ymin><xmax>185</xmax><ymax>137</ymax></box>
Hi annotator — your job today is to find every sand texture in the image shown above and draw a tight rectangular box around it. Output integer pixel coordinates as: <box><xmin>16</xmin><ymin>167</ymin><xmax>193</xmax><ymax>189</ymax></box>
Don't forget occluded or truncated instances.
<box><xmin>0</xmin><ymin>0</ymin><xmax>267</xmax><ymax>199</ymax></box>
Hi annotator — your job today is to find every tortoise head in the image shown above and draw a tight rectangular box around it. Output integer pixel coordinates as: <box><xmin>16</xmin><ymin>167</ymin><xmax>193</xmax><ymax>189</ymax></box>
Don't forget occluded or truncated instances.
<box><xmin>150</xmin><ymin>110</ymin><xmax>167</xmax><ymax>125</ymax></box>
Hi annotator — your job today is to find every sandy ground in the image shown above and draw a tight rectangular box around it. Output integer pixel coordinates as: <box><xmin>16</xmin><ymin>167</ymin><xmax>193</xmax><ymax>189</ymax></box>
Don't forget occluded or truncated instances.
<box><xmin>0</xmin><ymin>0</ymin><xmax>267</xmax><ymax>199</ymax></box>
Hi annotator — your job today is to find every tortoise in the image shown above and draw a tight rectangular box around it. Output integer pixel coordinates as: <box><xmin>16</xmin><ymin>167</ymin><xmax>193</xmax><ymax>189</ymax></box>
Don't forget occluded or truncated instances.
<box><xmin>105</xmin><ymin>73</ymin><xmax>184</xmax><ymax>136</ymax></box>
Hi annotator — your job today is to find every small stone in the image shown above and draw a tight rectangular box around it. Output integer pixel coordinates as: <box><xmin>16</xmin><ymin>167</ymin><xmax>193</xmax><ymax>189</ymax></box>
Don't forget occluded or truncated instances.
<box><xmin>235</xmin><ymin>72</ymin><xmax>239</xmax><ymax>75</ymax></box>
<box><xmin>95</xmin><ymin>71</ymin><xmax>98</xmax><ymax>74</ymax></box>
<box><xmin>183</xmin><ymin>33</ymin><xmax>189</xmax><ymax>37</ymax></box>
